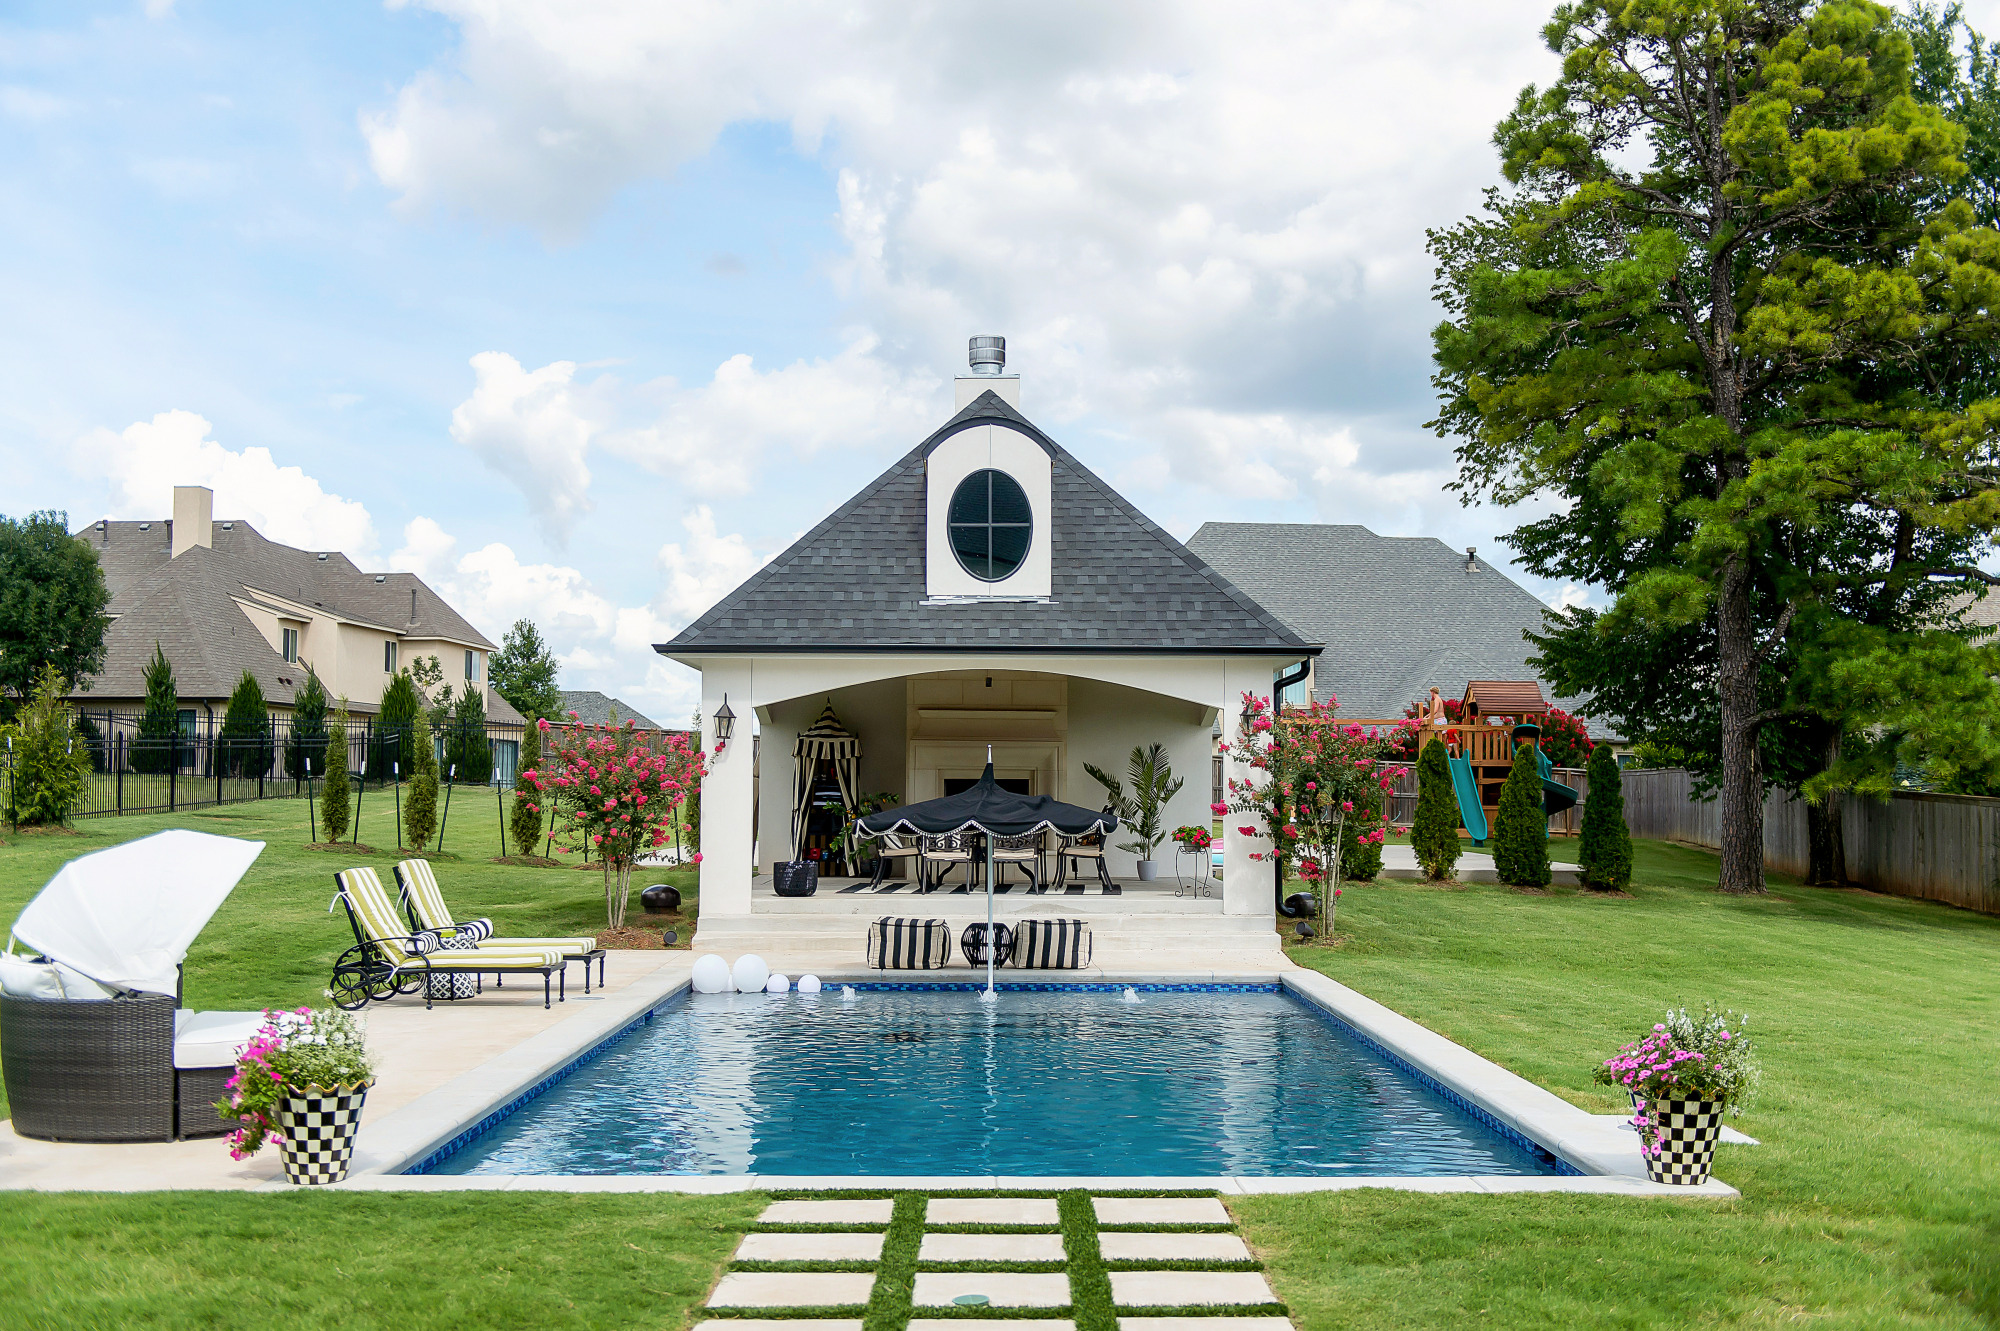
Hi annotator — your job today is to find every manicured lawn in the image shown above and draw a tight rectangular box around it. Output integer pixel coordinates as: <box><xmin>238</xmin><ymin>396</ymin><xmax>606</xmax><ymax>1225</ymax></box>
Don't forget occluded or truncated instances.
<box><xmin>1236</xmin><ymin>838</ymin><xmax>2000</xmax><ymax>1328</ymax></box>
<box><xmin>0</xmin><ymin>792</ymin><xmax>698</xmax><ymax>1115</ymax></box>
<box><xmin>0</xmin><ymin>1190</ymin><xmax>761</xmax><ymax>1329</ymax></box>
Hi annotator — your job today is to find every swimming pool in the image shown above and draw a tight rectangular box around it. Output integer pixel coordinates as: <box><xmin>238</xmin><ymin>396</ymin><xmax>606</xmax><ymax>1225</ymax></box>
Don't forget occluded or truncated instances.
<box><xmin>423</xmin><ymin>984</ymin><xmax>1566</xmax><ymax>1177</ymax></box>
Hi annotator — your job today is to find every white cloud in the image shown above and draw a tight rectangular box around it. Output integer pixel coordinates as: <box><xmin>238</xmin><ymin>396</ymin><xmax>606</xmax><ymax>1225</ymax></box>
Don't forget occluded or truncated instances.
<box><xmin>142</xmin><ymin>0</ymin><xmax>176</xmax><ymax>17</ymax></box>
<box><xmin>373</xmin><ymin>0</ymin><xmax>1562</xmax><ymax>544</ymax></box>
<box><xmin>448</xmin><ymin>351</ymin><xmax>600</xmax><ymax>543</ymax></box>
<box><xmin>85</xmin><ymin>409</ymin><xmax>378</xmax><ymax>556</ymax></box>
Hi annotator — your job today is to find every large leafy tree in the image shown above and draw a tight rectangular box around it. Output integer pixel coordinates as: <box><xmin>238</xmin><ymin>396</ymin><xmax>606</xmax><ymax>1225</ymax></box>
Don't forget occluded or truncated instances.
<box><xmin>1431</xmin><ymin>0</ymin><xmax>2000</xmax><ymax>893</ymax></box>
<box><xmin>489</xmin><ymin>619</ymin><xmax>561</xmax><ymax>724</ymax></box>
<box><xmin>0</xmin><ymin>511</ymin><xmax>111</xmax><ymax>711</ymax></box>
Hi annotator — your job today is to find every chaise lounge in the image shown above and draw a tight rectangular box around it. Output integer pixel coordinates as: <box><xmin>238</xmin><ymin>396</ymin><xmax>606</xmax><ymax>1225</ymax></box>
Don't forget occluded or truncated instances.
<box><xmin>393</xmin><ymin>858</ymin><xmax>607</xmax><ymax>991</ymax></box>
<box><xmin>329</xmin><ymin>867</ymin><xmax>568</xmax><ymax>1011</ymax></box>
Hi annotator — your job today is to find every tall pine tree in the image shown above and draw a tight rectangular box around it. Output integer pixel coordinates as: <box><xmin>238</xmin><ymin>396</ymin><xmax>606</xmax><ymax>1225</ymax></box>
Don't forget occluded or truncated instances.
<box><xmin>404</xmin><ymin>709</ymin><xmax>439</xmax><ymax>851</ymax></box>
<box><xmin>1578</xmin><ymin>744</ymin><xmax>1634</xmax><ymax>891</ymax></box>
<box><xmin>1492</xmin><ymin>740</ymin><xmax>1551</xmax><ymax>889</ymax></box>
<box><xmin>285</xmin><ymin>665</ymin><xmax>328</xmax><ymax>781</ymax></box>
<box><xmin>447</xmin><ymin>685</ymin><xmax>492</xmax><ymax>785</ymax></box>
<box><xmin>132</xmin><ymin>643</ymin><xmax>179</xmax><ymax>775</ymax></box>
<box><xmin>1411</xmin><ymin>737</ymin><xmax>1462</xmax><ymax>880</ymax></box>
<box><xmin>374</xmin><ymin>670</ymin><xmax>421</xmax><ymax>781</ymax></box>
<box><xmin>218</xmin><ymin>671</ymin><xmax>272</xmax><ymax>778</ymax></box>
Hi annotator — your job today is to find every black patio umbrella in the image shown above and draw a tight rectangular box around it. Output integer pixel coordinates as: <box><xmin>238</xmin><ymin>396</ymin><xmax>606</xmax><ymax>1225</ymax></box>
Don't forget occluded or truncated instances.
<box><xmin>856</xmin><ymin>758</ymin><xmax>1116</xmax><ymax>993</ymax></box>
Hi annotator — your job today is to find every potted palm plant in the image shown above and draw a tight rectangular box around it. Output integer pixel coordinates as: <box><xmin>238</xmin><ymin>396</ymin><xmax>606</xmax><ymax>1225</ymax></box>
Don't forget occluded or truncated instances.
<box><xmin>1087</xmin><ymin>743</ymin><xmax>1184</xmax><ymax>880</ymax></box>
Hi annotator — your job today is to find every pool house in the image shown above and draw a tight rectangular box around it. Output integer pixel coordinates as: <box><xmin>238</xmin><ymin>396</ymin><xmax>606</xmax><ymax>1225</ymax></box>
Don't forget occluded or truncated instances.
<box><xmin>657</xmin><ymin>342</ymin><xmax>1318</xmax><ymax>966</ymax></box>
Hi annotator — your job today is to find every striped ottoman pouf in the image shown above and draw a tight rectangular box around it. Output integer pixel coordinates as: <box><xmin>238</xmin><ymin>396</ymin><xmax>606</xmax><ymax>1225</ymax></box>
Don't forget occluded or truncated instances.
<box><xmin>276</xmin><ymin>1084</ymin><xmax>371</xmax><ymax>1185</ymax></box>
<box><xmin>867</xmin><ymin>918</ymin><xmax>954</xmax><ymax>969</ymax></box>
<box><xmin>1005</xmin><ymin>919</ymin><xmax>1093</xmax><ymax>969</ymax></box>
<box><xmin>1636</xmin><ymin>1097</ymin><xmax>1725</xmax><ymax>1185</ymax></box>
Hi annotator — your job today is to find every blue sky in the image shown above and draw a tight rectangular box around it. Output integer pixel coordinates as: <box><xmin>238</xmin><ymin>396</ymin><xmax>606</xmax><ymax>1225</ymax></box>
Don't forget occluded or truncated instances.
<box><xmin>9</xmin><ymin>0</ymin><xmax>1996</xmax><ymax>722</ymax></box>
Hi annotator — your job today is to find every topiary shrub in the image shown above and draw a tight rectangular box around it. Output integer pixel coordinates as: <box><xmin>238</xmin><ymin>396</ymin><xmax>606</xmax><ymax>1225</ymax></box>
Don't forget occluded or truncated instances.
<box><xmin>2</xmin><ymin>667</ymin><xmax>92</xmax><ymax>825</ymax></box>
<box><xmin>286</xmin><ymin>666</ymin><xmax>329</xmax><ymax>780</ymax></box>
<box><xmin>1492</xmin><ymin>739</ymin><xmax>1551</xmax><ymax>888</ymax></box>
<box><xmin>132</xmin><ymin>643</ymin><xmax>179</xmax><ymax>774</ymax></box>
<box><xmin>509</xmin><ymin>716</ymin><xmax>544</xmax><ymax>855</ymax></box>
<box><xmin>447</xmin><ymin>686</ymin><xmax>492</xmax><ymax>785</ymax></box>
<box><xmin>1411</xmin><ymin>736</ymin><xmax>1461</xmax><ymax>880</ymax></box>
<box><xmin>374</xmin><ymin>670</ymin><xmax>420</xmax><ymax>780</ymax></box>
<box><xmin>319</xmin><ymin>704</ymin><xmax>350</xmax><ymax>842</ymax></box>
<box><xmin>1578</xmin><ymin>743</ymin><xmax>1633</xmax><ymax>890</ymax></box>
<box><xmin>403</xmin><ymin>710</ymin><xmax>438</xmax><ymax>851</ymax></box>
<box><xmin>218</xmin><ymin>671</ymin><xmax>273</xmax><ymax>778</ymax></box>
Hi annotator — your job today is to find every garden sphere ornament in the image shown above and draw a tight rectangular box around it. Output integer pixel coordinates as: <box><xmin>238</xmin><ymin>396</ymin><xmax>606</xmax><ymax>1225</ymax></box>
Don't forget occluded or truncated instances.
<box><xmin>766</xmin><ymin>973</ymin><xmax>790</xmax><ymax>994</ymax></box>
<box><xmin>691</xmin><ymin>954</ymin><xmax>730</xmax><ymax>993</ymax></box>
<box><xmin>731</xmin><ymin>954</ymin><xmax>769</xmax><ymax>994</ymax></box>
<box><xmin>798</xmin><ymin>974</ymin><xmax>822</xmax><ymax>994</ymax></box>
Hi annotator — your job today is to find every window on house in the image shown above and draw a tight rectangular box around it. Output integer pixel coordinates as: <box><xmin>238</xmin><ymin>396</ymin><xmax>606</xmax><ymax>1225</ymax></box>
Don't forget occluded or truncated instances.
<box><xmin>947</xmin><ymin>468</ymin><xmax>1033</xmax><ymax>581</ymax></box>
<box><xmin>384</xmin><ymin>640</ymin><xmax>397</xmax><ymax>673</ymax></box>
<box><xmin>465</xmin><ymin>649</ymin><xmax>476</xmax><ymax>681</ymax></box>
<box><xmin>282</xmin><ymin>627</ymin><xmax>299</xmax><ymax>664</ymax></box>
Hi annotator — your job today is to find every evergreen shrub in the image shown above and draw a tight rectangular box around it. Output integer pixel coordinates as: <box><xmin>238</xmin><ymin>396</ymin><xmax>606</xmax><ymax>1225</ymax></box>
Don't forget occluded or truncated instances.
<box><xmin>1411</xmin><ymin>736</ymin><xmax>1462</xmax><ymax>879</ymax></box>
<box><xmin>1492</xmin><ymin>739</ymin><xmax>1551</xmax><ymax>887</ymax></box>
<box><xmin>1578</xmin><ymin>743</ymin><xmax>1633</xmax><ymax>890</ymax></box>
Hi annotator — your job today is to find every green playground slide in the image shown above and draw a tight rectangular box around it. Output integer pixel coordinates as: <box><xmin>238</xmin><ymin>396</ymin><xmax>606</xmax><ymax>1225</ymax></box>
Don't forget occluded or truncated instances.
<box><xmin>1536</xmin><ymin>745</ymin><xmax>1580</xmax><ymax>817</ymax></box>
<box><xmin>1447</xmin><ymin>752</ymin><xmax>1489</xmax><ymax>844</ymax></box>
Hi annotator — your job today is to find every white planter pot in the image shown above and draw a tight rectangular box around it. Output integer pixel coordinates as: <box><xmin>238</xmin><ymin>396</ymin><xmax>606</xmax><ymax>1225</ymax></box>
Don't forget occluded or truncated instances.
<box><xmin>1135</xmin><ymin>860</ymin><xmax>1158</xmax><ymax>881</ymax></box>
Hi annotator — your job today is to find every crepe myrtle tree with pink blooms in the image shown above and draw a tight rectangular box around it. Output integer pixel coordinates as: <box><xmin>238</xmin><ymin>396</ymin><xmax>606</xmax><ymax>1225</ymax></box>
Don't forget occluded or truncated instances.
<box><xmin>1223</xmin><ymin>691</ymin><xmax>1407</xmax><ymax>938</ymax></box>
<box><xmin>517</xmin><ymin>713</ymin><xmax>710</xmax><ymax>929</ymax></box>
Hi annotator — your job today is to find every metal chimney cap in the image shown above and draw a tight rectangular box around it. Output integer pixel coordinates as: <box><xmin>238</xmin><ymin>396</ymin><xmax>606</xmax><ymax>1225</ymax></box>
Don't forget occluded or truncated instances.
<box><xmin>968</xmin><ymin>335</ymin><xmax>1006</xmax><ymax>375</ymax></box>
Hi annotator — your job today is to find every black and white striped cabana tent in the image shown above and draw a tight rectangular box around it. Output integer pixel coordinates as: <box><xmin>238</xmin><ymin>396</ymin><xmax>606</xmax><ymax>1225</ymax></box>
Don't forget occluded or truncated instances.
<box><xmin>791</xmin><ymin>701</ymin><xmax>860</xmax><ymax>859</ymax></box>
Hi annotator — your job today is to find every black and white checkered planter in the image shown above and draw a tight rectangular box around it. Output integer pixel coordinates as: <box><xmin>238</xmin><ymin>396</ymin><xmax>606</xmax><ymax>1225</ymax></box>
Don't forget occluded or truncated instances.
<box><xmin>277</xmin><ymin>1084</ymin><xmax>371</xmax><ymax>1186</ymax></box>
<box><xmin>1635</xmin><ymin>1097</ymin><xmax>1725</xmax><ymax>1185</ymax></box>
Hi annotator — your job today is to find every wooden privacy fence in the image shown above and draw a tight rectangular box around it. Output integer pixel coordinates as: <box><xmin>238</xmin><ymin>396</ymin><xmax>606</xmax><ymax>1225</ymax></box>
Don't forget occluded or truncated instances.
<box><xmin>1622</xmin><ymin>768</ymin><xmax>2000</xmax><ymax>916</ymax></box>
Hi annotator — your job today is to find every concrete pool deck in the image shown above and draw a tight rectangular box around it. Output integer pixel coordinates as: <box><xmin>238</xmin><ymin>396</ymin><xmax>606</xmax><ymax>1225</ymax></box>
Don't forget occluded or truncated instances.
<box><xmin>0</xmin><ymin>939</ymin><xmax>1741</xmax><ymax>1198</ymax></box>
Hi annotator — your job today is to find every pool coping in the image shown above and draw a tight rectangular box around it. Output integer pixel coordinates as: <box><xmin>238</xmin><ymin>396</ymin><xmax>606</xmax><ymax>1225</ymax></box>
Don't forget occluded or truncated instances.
<box><xmin>322</xmin><ymin>966</ymin><xmax>1739</xmax><ymax>1199</ymax></box>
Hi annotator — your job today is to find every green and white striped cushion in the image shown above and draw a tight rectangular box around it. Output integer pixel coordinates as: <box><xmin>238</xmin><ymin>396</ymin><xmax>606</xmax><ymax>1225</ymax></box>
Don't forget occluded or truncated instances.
<box><xmin>394</xmin><ymin>858</ymin><xmax>598</xmax><ymax>957</ymax></box>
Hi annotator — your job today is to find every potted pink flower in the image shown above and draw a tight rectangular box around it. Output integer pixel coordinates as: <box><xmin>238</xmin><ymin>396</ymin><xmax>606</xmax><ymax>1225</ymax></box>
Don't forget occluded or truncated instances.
<box><xmin>1593</xmin><ymin>1004</ymin><xmax>1759</xmax><ymax>1185</ymax></box>
<box><xmin>218</xmin><ymin>1007</ymin><xmax>375</xmax><ymax>1185</ymax></box>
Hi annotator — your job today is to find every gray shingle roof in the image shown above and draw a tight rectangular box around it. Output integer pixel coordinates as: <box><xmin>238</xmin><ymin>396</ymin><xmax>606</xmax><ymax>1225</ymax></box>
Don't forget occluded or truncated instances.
<box><xmin>557</xmin><ymin>690</ymin><xmax>663</xmax><ymax>730</ymax></box>
<box><xmin>660</xmin><ymin>392</ymin><xmax>1314</xmax><ymax>656</ymax></box>
<box><xmin>1184</xmin><ymin>522</ymin><xmax>1581</xmax><ymax>721</ymax></box>
<box><xmin>73</xmin><ymin>515</ymin><xmax>495</xmax><ymax>707</ymax></box>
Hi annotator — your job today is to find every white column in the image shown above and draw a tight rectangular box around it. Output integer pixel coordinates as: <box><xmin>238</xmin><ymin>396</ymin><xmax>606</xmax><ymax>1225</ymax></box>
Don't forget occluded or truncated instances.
<box><xmin>1220</xmin><ymin>658</ymin><xmax>1273</xmax><ymax>917</ymax></box>
<box><xmin>699</xmin><ymin>661</ymin><xmax>755</xmax><ymax>918</ymax></box>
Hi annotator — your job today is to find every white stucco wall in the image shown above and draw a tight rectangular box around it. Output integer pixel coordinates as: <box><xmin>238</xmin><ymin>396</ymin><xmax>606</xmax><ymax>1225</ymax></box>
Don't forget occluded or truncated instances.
<box><xmin>1066</xmin><ymin>677</ymin><xmax>1215</xmax><ymax>878</ymax></box>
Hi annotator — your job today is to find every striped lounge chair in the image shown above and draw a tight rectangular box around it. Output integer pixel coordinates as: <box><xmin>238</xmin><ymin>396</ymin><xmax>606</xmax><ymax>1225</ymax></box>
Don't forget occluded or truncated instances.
<box><xmin>394</xmin><ymin>858</ymin><xmax>607</xmax><ymax>991</ymax></box>
<box><xmin>866</xmin><ymin>917</ymin><xmax>954</xmax><ymax>969</ymax></box>
<box><xmin>330</xmin><ymin>867</ymin><xmax>568</xmax><ymax>1011</ymax></box>
<box><xmin>1006</xmin><ymin>918</ymin><xmax>1093</xmax><ymax>969</ymax></box>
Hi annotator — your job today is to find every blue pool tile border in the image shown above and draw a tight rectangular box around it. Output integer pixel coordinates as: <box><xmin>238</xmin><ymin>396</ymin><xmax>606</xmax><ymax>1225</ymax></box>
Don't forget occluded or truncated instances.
<box><xmin>1280</xmin><ymin>979</ymin><xmax>1582</xmax><ymax>1177</ymax></box>
<box><xmin>404</xmin><ymin>996</ymin><xmax>686</xmax><ymax>1176</ymax></box>
<box><xmin>405</xmin><ymin>978</ymin><xmax>1576</xmax><ymax>1177</ymax></box>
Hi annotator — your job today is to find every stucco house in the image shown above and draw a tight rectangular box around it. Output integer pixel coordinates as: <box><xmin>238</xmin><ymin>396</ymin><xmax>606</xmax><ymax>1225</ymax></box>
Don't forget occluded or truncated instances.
<box><xmin>657</xmin><ymin>340</ymin><xmax>1318</xmax><ymax>964</ymax></box>
<box><xmin>71</xmin><ymin>485</ymin><xmax>525</xmax><ymax>773</ymax></box>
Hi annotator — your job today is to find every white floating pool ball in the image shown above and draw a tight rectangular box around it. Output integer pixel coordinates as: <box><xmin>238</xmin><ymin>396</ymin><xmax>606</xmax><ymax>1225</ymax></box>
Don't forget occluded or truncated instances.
<box><xmin>691</xmin><ymin>954</ymin><xmax>730</xmax><ymax>994</ymax></box>
<box><xmin>797</xmin><ymin>974</ymin><xmax>822</xmax><ymax>994</ymax></box>
<box><xmin>731</xmin><ymin>954</ymin><xmax>770</xmax><ymax>994</ymax></box>
<box><xmin>765</xmin><ymin>973</ymin><xmax>790</xmax><ymax>994</ymax></box>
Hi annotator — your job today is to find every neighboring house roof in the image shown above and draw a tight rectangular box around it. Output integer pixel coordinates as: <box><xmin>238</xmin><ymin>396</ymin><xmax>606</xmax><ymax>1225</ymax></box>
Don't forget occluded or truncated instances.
<box><xmin>661</xmin><ymin>392</ymin><xmax>1314</xmax><ymax>656</ymax></box>
<box><xmin>1184</xmin><ymin>522</ymin><xmax>1581</xmax><ymax>722</ymax></box>
<box><xmin>557</xmin><ymin>690</ymin><xmax>662</xmax><ymax>730</ymax></box>
<box><xmin>73</xmin><ymin>515</ymin><xmax>495</xmax><ymax>707</ymax></box>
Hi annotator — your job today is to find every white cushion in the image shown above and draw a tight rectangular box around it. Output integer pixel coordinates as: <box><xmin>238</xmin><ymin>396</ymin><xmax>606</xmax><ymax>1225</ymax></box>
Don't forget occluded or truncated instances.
<box><xmin>173</xmin><ymin>1010</ymin><xmax>269</xmax><ymax>1069</ymax></box>
<box><xmin>0</xmin><ymin>952</ymin><xmax>119</xmax><ymax>1000</ymax></box>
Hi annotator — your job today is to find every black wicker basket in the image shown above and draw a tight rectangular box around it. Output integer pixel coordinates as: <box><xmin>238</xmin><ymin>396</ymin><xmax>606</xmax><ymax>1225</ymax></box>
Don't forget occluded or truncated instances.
<box><xmin>773</xmin><ymin>861</ymin><xmax>819</xmax><ymax>897</ymax></box>
<box><xmin>0</xmin><ymin>992</ymin><xmax>176</xmax><ymax>1143</ymax></box>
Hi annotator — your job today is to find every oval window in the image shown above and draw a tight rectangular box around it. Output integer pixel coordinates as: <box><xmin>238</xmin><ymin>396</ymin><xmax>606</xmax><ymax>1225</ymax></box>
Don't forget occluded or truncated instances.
<box><xmin>947</xmin><ymin>469</ymin><xmax>1033</xmax><ymax>582</ymax></box>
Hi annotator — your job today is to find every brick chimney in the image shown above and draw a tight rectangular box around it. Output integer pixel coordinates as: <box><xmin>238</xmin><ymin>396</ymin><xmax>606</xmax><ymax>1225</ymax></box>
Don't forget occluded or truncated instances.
<box><xmin>171</xmin><ymin>486</ymin><xmax>213</xmax><ymax>558</ymax></box>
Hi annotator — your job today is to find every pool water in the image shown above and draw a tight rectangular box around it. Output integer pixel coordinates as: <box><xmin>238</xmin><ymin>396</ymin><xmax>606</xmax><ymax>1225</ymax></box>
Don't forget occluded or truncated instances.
<box><xmin>428</xmin><ymin>987</ymin><xmax>1562</xmax><ymax>1177</ymax></box>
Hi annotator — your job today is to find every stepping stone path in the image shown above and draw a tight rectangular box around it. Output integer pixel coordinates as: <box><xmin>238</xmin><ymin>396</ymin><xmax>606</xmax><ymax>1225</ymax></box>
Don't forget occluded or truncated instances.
<box><xmin>695</xmin><ymin>1191</ymin><xmax>1289</xmax><ymax>1331</ymax></box>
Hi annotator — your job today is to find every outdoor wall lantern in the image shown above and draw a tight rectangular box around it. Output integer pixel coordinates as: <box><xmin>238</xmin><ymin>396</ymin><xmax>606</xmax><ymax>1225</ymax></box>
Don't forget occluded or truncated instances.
<box><xmin>714</xmin><ymin>695</ymin><xmax>736</xmax><ymax>744</ymax></box>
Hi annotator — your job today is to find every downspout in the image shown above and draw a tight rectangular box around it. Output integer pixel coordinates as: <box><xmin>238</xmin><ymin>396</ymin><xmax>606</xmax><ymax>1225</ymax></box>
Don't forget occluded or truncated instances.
<box><xmin>1270</xmin><ymin>660</ymin><xmax>1311</xmax><ymax>911</ymax></box>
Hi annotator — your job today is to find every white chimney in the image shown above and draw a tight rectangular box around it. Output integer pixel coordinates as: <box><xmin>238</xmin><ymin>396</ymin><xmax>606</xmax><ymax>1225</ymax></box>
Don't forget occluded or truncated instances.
<box><xmin>954</xmin><ymin>335</ymin><xmax>1020</xmax><ymax>410</ymax></box>
<box><xmin>171</xmin><ymin>486</ymin><xmax>213</xmax><ymax>558</ymax></box>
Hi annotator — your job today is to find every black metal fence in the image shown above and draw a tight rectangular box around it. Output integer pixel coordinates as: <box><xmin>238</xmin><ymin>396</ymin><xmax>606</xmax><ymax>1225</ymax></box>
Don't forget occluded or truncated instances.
<box><xmin>35</xmin><ymin>708</ymin><xmax>525</xmax><ymax>818</ymax></box>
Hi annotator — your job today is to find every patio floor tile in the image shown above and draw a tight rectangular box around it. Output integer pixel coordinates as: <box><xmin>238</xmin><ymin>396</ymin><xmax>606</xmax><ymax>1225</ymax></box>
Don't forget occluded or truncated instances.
<box><xmin>758</xmin><ymin>1199</ymin><xmax>895</xmax><ymax>1225</ymax></box>
<box><xmin>919</xmin><ymin>1232</ymin><xmax>1067</xmax><ymax>1262</ymax></box>
<box><xmin>1097</xmin><ymin>1231</ymin><xmax>1251</xmax><ymax>1262</ymax></box>
<box><xmin>911</xmin><ymin>1271</ymin><xmax>1074</xmax><ymax>1307</ymax></box>
<box><xmin>1092</xmin><ymin>1197</ymin><xmax>1231</xmax><ymax>1226</ymax></box>
<box><xmin>707</xmin><ymin>1272</ymin><xmax>876</xmax><ymax>1308</ymax></box>
<box><xmin>926</xmin><ymin>1198</ymin><xmax>1061</xmax><ymax>1225</ymax></box>
<box><xmin>736</xmin><ymin>1231</ymin><xmax>885</xmax><ymax>1262</ymax></box>
<box><xmin>1108</xmin><ymin>1270</ymin><xmax>1277</xmax><ymax>1306</ymax></box>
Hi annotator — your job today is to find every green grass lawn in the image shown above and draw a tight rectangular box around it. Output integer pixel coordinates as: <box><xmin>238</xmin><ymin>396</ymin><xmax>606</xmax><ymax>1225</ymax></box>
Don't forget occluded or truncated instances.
<box><xmin>0</xmin><ymin>791</ymin><xmax>698</xmax><ymax>1115</ymax></box>
<box><xmin>1236</xmin><ymin>838</ymin><xmax>2000</xmax><ymax>1328</ymax></box>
